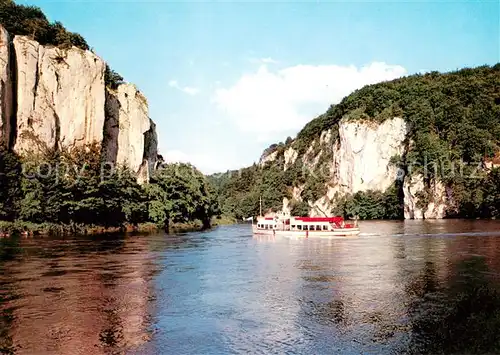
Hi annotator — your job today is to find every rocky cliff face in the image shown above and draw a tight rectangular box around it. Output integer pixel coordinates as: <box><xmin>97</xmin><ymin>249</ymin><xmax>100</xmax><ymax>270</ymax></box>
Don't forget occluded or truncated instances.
<box><xmin>334</xmin><ymin>117</ymin><xmax>407</xmax><ymax>194</ymax></box>
<box><xmin>277</xmin><ymin>116</ymin><xmax>447</xmax><ymax>219</ymax></box>
<box><xmin>13</xmin><ymin>35</ymin><xmax>106</xmax><ymax>154</ymax></box>
<box><xmin>0</xmin><ymin>25</ymin><xmax>158</xmax><ymax>181</ymax></box>
<box><xmin>103</xmin><ymin>84</ymin><xmax>150</xmax><ymax>173</ymax></box>
<box><xmin>0</xmin><ymin>26</ymin><xmax>12</xmax><ymax>148</ymax></box>
<box><xmin>259</xmin><ymin>150</ymin><xmax>278</xmax><ymax>166</ymax></box>
<box><xmin>283</xmin><ymin>146</ymin><xmax>298</xmax><ymax>171</ymax></box>
<box><xmin>136</xmin><ymin>119</ymin><xmax>158</xmax><ymax>185</ymax></box>
<box><xmin>403</xmin><ymin>175</ymin><xmax>447</xmax><ymax>219</ymax></box>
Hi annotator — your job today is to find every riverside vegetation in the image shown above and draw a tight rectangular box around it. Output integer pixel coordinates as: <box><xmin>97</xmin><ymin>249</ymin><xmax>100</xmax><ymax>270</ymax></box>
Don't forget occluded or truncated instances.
<box><xmin>0</xmin><ymin>145</ymin><xmax>220</xmax><ymax>235</ymax></box>
<box><xmin>212</xmin><ymin>65</ymin><xmax>500</xmax><ymax>221</ymax></box>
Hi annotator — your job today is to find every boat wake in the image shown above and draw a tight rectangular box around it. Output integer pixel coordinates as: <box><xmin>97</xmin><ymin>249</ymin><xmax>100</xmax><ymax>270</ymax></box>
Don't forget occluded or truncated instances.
<box><xmin>361</xmin><ymin>231</ymin><xmax>500</xmax><ymax>238</ymax></box>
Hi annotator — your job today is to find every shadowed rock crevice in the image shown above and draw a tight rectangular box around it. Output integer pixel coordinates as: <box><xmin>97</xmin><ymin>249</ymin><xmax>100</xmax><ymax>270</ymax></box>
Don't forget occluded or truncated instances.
<box><xmin>8</xmin><ymin>36</ymin><xmax>17</xmax><ymax>150</ymax></box>
<box><xmin>137</xmin><ymin>118</ymin><xmax>158</xmax><ymax>184</ymax></box>
<box><xmin>102</xmin><ymin>84</ymin><xmax>154</xmax><ymax>180</ymax></box>
<box><xmin>102</xmin><ymin>88</ymin><xmax>120</xmax><ymax>166</ymax></box>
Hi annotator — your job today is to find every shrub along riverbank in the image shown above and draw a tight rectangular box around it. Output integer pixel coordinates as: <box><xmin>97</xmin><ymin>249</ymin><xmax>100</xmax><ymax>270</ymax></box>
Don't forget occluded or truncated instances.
<box><xmin>0</xmin><ymin>220</ymin><xmax>213</xmax><ymax>236</ymax></box>
<box><xmin>0</xmin><ymin>144</ymin><xmax>221</xmax><ymax>236</ymax></box>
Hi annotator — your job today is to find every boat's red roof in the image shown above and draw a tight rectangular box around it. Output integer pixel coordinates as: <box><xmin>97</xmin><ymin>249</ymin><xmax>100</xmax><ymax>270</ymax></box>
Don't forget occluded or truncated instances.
<box><xmin>295</xmin><ymin>217</ymin><xmax>344</xmax><ymax>223</ymax></box>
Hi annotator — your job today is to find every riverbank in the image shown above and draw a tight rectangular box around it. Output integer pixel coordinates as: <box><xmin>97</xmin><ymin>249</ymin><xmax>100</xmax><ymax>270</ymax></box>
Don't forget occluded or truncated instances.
<box><xmin>0</xmin><ymin>218</ymin><xmax>234</xmax><ymax>237</ymax></box>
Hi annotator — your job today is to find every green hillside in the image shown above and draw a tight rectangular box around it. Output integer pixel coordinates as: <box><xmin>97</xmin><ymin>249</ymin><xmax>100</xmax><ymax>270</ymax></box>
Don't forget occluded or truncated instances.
<box><xmin>212</xmin><ymin>64</ymin><xmax>500</xmax><ymax>220</ymax></box>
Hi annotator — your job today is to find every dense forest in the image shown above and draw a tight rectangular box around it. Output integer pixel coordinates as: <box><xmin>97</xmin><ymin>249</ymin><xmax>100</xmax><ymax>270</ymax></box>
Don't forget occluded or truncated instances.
<box><xmin>0</xmin><ymin>145</ymin><xmax>219</xmax><ymax>234</ymax></box>
<box><xmin>0</xmin><ymin>0</ymin><xmax>220</xmax><ymax>234</ymax></box>
<box><xmin>212</xmin><ymin>64</ymin><xmax>500</xmax><ymax>220</ymax></box>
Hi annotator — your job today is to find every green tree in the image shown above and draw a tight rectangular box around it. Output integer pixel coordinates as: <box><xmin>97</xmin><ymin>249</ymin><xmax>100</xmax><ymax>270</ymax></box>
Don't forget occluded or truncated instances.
<box><xmin>291</xmin><ymin>200</ymin><xmax>309</xmax><ymax>217</ymax></box>
<box><xmin>0</xmin><ymin>148</ymin><xmax>21</xmax><ymax>221</ymax></box>
<box><xmin>0</xmin><ymin>0</ymin><xmax>89</xmax><ymax>50</ymax></box>
<box><xmin>147</xmin><ymin>163</ymin><xmax>219</xmax><ymax>230</ymax></box>
<box><xmin>105</xmin><ymin>65</ymin><xmax>124</xmax><ymax>90</ymax></box>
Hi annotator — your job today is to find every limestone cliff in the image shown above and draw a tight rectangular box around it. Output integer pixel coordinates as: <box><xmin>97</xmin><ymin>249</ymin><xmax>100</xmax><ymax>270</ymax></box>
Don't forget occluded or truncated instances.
<box><xmin>403</xmin><ymin>175</ymin><xmax>447</xmax><ymax>219</ymax></box>
<box><xmin>103</xmin><ymin>84</ymin><xmax>150</xmax><ymax>173</ymax></box>
<box><xmin>283</xmin><ymin>146</ymin><xmax>298</xmax><ymax>171</ymax></box>
<box><xmin>0</xmin><ymin>26</ymin><xmax>12</xmax><ymax>148</ymax></box>
<box><xmin>304</xmin><ymin>117</ymin><xmax>412</xmax><ymax>217</ymax></box>
<box><xmin>334</xmin><ymin>117</ymin><xmax>407</xmax><ymax>194</ymax></box>
<box><xmin>13</xmin><ymin>35</ymin><xmax>106</xmax><ymax>154</ymax></box>
<box><xmin>269</xmin><ymin>117</ymin><xmax>446</xmax><ymax>219</ymax></box>
<box><xmin>259</xmin><ymin>150</ymin><xmax>278</xmax><ymax>166</ymax></box>
<box><xmin>137</xmin><ymin>119</ymin><xmax>158</xmax><ymax>184</ymax></box>
<box><xmin>0</xmin><ymin>25</ymin><xmax>159</xmax><ymax>181</ymax></box>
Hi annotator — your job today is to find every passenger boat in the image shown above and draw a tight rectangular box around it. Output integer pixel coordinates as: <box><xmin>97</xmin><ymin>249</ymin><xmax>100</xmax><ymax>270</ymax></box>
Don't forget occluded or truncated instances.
<box><xmin>252</xmin><ymin>213</ymin><xmax>360</xmax><ymax>238</ymax></box>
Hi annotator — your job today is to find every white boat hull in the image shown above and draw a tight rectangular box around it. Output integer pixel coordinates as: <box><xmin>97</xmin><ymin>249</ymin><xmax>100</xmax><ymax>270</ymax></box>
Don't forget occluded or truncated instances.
<box><xmin>252</xmin><ymin>225</ymin><xmax>360</xmax><ymax>237</ymax></box>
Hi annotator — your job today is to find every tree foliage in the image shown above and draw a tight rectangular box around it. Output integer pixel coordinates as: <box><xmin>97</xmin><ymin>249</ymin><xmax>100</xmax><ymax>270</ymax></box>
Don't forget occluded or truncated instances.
<box><xmin>147</xmin><ymin>163</ymin><xmax>219</xmax><ymax>229</ymax></box>
<box><xmin>0</xmin><ymin>148</ymin><xmax>21</xmax><ymax>221</ymax></box>
<box><xmin>290</xmin><ymin>200</ymin><xmax>309</xmax><ymax>217</ymax></box>
<box><xmin>105</xmin><ymin>64</ymin><xmax>124</xmax><ymax>90</ymax></box>
<box><xmin>333</xmin><ymin>184</ymin><xmax>404</xmax><ymax>220</ymax></box>
<box><xmin>0</xmin><ymin>146</ymin><xmax>219</xmax><ymax>232</ymax></box>
<box><xmin>0</xmin><ymin>0</ymin><xmax>89</xmax><ymax>50</ymax></box>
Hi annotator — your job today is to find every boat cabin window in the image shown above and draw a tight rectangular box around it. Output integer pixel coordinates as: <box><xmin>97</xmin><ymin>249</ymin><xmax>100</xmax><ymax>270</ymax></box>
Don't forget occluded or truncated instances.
<box><xmin>322</xmin><ymin>225</ymin><xmax>328</xmax><ymax>231</ymax></box>
<box><xmin>315</xmin><ymin>225</ymin><xmax>321</xmax><ymax>231</ymax></box>
<box><xmin>298</xmin><ymin>225</ymin><xmax>302</xmax><ymax>230</ymax></box>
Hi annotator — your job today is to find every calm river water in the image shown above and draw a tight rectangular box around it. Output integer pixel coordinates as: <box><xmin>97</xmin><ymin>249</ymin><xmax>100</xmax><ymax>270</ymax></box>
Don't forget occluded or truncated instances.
<box><xmin>2</xmin><ymin>220</ymin><xmax>500</xmax><ymax>354</ymax></box>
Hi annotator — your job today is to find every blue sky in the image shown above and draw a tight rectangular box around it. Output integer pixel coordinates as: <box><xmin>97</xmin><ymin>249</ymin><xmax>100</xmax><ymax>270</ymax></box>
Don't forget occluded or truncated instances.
<box><xmin>22</xmin><ymin>0</ymin><xmax>499</xmax><ymax>173</ymax></box>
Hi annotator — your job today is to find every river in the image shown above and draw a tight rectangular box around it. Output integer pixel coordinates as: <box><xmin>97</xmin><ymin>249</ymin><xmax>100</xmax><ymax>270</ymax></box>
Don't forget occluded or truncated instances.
<box><xmin>1</xmin><ymin>220</ymin><xmax>500</xmax><ymax>354</ymax></box>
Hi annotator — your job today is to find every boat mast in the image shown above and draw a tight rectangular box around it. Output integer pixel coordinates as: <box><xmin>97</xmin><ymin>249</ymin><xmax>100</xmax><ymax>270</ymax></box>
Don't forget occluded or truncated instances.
<box><xmin>259</xmin><ymin>196</ymin><xmax>262</xmax><ymax>217</ymax></box>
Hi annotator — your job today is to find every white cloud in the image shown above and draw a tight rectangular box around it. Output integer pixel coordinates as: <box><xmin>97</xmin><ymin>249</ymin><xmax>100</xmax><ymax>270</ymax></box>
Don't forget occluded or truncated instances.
<box><xmin>212</xmin><ymin>62</ymin><xmax>406</xmax><ymax>136</ymax></box>
<box><xmin>261</xmin><ymin>57</ymin><xmax>278</xmax><ymax>64</ymax></box>
<box><xmin>249</xmin><ymin>57</ymin><xmax>279</xmax><ymax>64</ymax></box>
<box><xmin>168</xmin><ymin>79</ymin><xmax>200</xmax><ymax>96</ymax></box>
<box><xmin>182</xmin><ymin>86</ymin><xmax>200</xmax><ymax>95</ymax></box>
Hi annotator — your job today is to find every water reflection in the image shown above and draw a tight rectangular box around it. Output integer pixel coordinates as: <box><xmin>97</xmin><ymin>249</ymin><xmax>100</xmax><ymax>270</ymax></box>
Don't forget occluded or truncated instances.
<box><xmin>283</xmin><ymin>221</ymin><xmax>500</xmax><ymax>353</ymax></box>
<box><xmin>0</xmin><ymin>233</ymin><xmax>170</xmax><ymax>354</ymax></box>
<box><xmin>402</xmin><ymin>240</ymin><xmax>500</xmax><ymax>354</ymax></box>
<box><xmin>2</xmin><ymin>221</ymin><xmax>500</xmax><ymax>354</ymax></box>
